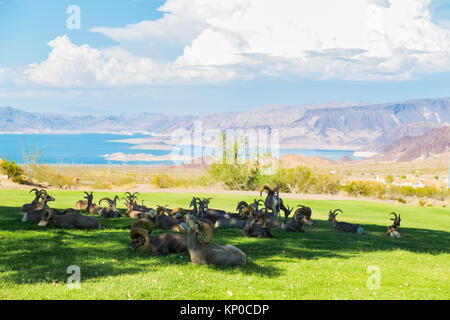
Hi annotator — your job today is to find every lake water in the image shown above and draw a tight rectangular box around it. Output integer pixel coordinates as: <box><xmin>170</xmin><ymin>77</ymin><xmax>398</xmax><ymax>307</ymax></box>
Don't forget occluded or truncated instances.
<box><xmin>0</xmin><ymin>134</ymin><xmax>356</xmax><ymax>165</ymax></box>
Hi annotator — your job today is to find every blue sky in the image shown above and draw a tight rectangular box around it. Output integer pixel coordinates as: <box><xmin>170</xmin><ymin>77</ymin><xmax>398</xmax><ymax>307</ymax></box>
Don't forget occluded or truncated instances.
<box><xmin>0</xmin><ymin>0</ymin><xmax>449</xmax><ymax>115</ymax></box>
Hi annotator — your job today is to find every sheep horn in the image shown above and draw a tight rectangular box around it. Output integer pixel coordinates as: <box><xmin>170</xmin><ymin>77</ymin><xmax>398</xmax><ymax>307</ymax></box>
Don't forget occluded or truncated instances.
<box><xmin>389</xmin><ymin>212</ymin><xmax>398</xmax><ymax>220</ymax></box>
<box><xmin>37</xmin><ymin>190</ymin><xmax>47</xmax><ymax>198</ymax></box>
<box><xmin>99</xmin><ymin>198</ymin><xmax>113</xmax><ymax>205</ymax></box>
<box><xmin>236</xmin><ymin>201</ymin><xmax>249</xmax><ymax>211</ymax></box>
<box><xmin>332</xmin><ymin>209</ymin><xmax>343</xmax><ymax>216</ymax></box>
<box><xmin>130</xmin><ymin>228</ymin><xmax>151</xmax><ymax>250</ymax></box>
<box><xmin>131</xmin><ymin>219</ymin><xmax>153</xmax><ymax>234</ymax></box>
<box><xmin>260</xmin><ymin>186</ymin><xmax>270</xmax><ymax>196</ymax></box>
<box><xmin>29</xmin><ymin>188</ymin><xmax>39</xmax><ymax>195</ymax></box>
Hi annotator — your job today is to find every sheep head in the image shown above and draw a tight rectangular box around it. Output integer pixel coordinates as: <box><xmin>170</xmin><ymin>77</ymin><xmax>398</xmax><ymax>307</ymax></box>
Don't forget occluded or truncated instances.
<box><xmin>260</xmin><ymin>185</ymin><xmax>271</xmax><ymax>196</ymax></box>
<box><xmin>328</xmin><ymin>209</ymin><xmax>342</xmax><ymax>221</ymax></box>
<box><xmin>295</xmin><ymin>205</ymin><xmax>314</xmax><ymax>226</ymax></box>
<box><xmin>389</xmin><ymin>212</ymin><xmax>401</xmax><ymax>227</ymax></box>
<box><xmin>236</xmin><ymin>201</ymin><xmax>249</xmax><ymax>212</ymax></box>
<box><xmin>129</xmin><ymin>219</ymin><xmax>153</xmax><ymax>251</ymax></box>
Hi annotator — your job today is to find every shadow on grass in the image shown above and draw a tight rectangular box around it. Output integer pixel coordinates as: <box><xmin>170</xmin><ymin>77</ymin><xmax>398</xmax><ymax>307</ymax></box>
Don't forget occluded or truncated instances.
<box><xmin>0</xmin><ymin>205</ymin><xmax>449</xmax><ymax>285</ymax></box>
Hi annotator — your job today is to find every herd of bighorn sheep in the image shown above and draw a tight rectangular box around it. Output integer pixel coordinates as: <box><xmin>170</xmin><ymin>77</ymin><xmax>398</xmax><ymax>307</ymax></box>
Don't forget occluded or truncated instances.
<box><xmin>20</xmin><ymin>186</ymin><xmax>404</xmax><ymax>266</ymax></box>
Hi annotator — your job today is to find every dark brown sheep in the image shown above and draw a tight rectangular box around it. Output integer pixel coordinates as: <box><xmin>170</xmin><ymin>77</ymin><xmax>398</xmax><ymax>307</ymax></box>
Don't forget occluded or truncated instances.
<box><xmin>129</xmin><ymin>219</ymin><xmax>187</xmax><ymax>255</ymax></box>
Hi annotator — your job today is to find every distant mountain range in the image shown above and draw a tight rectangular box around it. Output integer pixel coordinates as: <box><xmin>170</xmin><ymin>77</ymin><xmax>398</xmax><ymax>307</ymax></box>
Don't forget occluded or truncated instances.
<box><xmin>1</xmin><ymin>97</ymin><xmax>449</xmax><ymax>154</ymax></box>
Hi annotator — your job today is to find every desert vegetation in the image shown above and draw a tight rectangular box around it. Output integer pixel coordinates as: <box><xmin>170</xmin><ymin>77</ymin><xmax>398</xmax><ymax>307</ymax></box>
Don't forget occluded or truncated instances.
<box><xmin>1</xmin><ymin>157</ymin><xmax>449</xmax><ymax>205</ymax></box>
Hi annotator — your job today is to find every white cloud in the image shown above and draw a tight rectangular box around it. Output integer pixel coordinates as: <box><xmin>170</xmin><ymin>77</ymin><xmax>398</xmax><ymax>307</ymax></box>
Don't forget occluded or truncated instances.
<box><xmin>23</xmin><ymin>0</ymin><xmax>450</xmax><ymax>87</ymax></box>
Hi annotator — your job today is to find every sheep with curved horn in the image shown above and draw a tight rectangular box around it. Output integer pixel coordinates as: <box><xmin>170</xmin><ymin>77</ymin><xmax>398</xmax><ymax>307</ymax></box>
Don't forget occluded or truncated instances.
<box><xmin>129</xmin><ymin>219</ymin><xmax>187</xmax><ymax>254</ymax></box>
<box><xmin>200</xmin><ymin>198</ymin><xmax>227</xmax><ymax>217</ymax></box>
<box><xmin>260</xmin><ymin>186</ymin><xmax>282</xmax><ymax>218</ymax></box>
<box><xmin>21</xmin><ymin>193</ymin><xmax>56</xmax><ymax>223</ymax></box>
<box><xmin>84</xmin><ymin>192</ymin><xmax>103</xmax><ymax>215</ymax></box>
<box><xmin>98</xmin><ymin>196</ymin><xmax>122</xmax><ymax>218</ymax></box>
<box><xmin>243</xmin><ymin>211</ymin><xmax>274</xmax><ymax>238</ymax></box>
<box><xmin>21</xmin><ymin>189</ymin><xmax>48</xmax><ymax>212</ymax></box>
<box><xmin>214</xmin><ymin>200</ymin><xmax>255</xmax><ymax>229</ymax></box>
<box><xmin>284</xmin><ymin>205</ymin><xmax>314</xmax><ymax>232</ymax></box>
<box><xmin>328</xmin><ymin>209</ymin><xmax>363</xmax><ymax>234</ymax></box>
<box><xmin>75</xmin><ymin>192</ymin><xmax>91</xmax><ymax>210</ymax></box>
<box><xmin>146</xmin><ymin>206</ymin><xmax>189</xmax><ymax>233</ymax></box>
<box><xmin>167</xmin><ymin>197</ymin><xmax>200</xmax><ymax>219</ymax></box>
<box><xmin>186</xmin><ymin>214</ymin><xmax>247</xmax><ymax>266</ymax></box>
<box><xmin>38</xmin><ymin>208</ymin><xmax>101</xmax><ymax>229</ymax></box>
<box><xmin>386</xmin><ymin>212</ymin><xmax>403</xmax><ymax>238</ymax></box>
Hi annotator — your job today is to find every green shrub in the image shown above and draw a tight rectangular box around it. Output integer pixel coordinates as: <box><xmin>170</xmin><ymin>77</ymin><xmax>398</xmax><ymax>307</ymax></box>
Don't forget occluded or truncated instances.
<box><xmin>207</xmin><ymin>163</ymin><xmax>262</xmax><ymax>190</ymax></box>
<box><xmin>385</xmin><ymin>175</ymin><xmax>394</xmax><ymax>184</ymax></box>
<box><xmin>398</xmin><ymin>197</ymin><xmax>407</xmax><ymax>204</ymax></box>
<box><xmin>152</xmin><ymin>173</ymin><xmax>176</xmax><ymax>188</ymax></box>
<box><xmin>344</xmin><ymin>181</ymin><xmax>386</xmax><ymax>199</ymax></box>
<box><xmin>0</xmin><ymin>159</ymin><xmax>25</xmax><ymax>184</ymax></box>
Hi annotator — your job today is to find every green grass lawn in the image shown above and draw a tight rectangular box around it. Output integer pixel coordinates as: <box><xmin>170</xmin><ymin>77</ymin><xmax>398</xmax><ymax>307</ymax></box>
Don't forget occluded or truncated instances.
<box><xmin>0</xmin><ymin>189</ymin><xmax>449</xmax><ymax>300</ymax></box>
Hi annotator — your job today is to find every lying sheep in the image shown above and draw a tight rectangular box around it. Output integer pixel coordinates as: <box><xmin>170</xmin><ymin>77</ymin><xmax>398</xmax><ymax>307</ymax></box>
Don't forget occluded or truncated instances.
<box><xmin>284</xmin><ymin>205</ymin><xmax>315</xmax><ymax>233</ymax></box>
<box><xmin>98</xmin><ymin>196</ymin><xmax>121</xmax><ymax>218</ymax></box>
<box><xmin>21</xmin><ymin>193</ymin><xmax>56</xmax><ymax>223</ymax></box>
<box><xmin>242</xmin><ymin>213</ymin><xmax>274</xmax><ymax>238</ymax></box>
<box><xmin>386</xmin><ymin>212</ymin><xmax>403</xmax><ymax>238</ymax></box>
<box><xmin>147</xmin><ymin>207</ymin><xmax>188</xmax><ymax>233</ymax></box>
<box><xmin>328</xmin><ymin>209</ymin><xmax>363</xmax><ymax>234</ymax></box>
<box><xmin>186</xmin><ymin>214</ymin><xmax>247</xmax><ymax>266</ymax></box>
<box><xmin>129</xmin><ymin>219</ymin><xmax>187</xmax><ymax>255</ymax></box>
<box><xmin>38</xmin><ymin>208</ymin><xmax>101</xmax><ymax>229</ymax></box>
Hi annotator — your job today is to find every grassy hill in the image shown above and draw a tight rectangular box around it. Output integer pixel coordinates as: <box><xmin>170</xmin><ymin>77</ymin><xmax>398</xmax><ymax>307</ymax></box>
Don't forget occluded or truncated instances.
<box><xmin>0</xmin><ymin>189</ymin><xmax>448</xmax><ymax>299</ymax></box>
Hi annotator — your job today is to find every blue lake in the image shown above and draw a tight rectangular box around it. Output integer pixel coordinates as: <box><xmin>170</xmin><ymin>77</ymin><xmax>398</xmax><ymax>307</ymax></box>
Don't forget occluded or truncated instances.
<box><xmin>0</xmin><ymin>134</ymin><xmax>356</xmax><ymax>165</ymax></box>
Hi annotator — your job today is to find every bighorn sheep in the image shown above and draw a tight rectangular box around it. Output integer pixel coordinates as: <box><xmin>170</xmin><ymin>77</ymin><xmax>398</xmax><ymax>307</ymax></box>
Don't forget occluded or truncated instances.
<box><xmin>84</xmin><ymin>192</ymin><xmax>103</xmax><ymax>215</ymax></box>
<box><xmin>214</xmin><ymin>199</ymin><xmax>262</xmax><ymax>229</ymax></box>
<box><xmin>75</xmin><ymin>192</ymin><xmax>92</xmax><ymax>210</ymax></box>
<box><xmin>147</xmin><ymin>207</ymin><xmax>189</xmax><ymax>232</ymax></box>
<box><xmin>284</xmin><ymin>205</ymin><xmax>314</xmax><ymax>232</ymax></box>
<box><xmin>21</xmin><ymin>189</ymin><xmax>48</xmax><ymax>212</ymax></box>
<box><xmin>129</xmin><ymin>219</ymin><xmax>187</xmax><ymax>254</ymax></box>
<box><xmin>169</xmin><ymin>197</ymin><xmax>199</xmax><ymax>218</ymax></box>
<box><xmin>200</xmin><ymin>198</ymin><xmax>227</xmax><ymax>216</ymax></box>
<box><xmin>21</xmin><ymin>193</ymin><xmax>56</xmax><ymax>223</ymax></box>
<box><xmin>328</xmin><ymin>209</ymin><xmax>363</xmax><ymax>234</ymax></box>
<box><xmin>186</xmin><ymin>214</ymin><xmax>247</xmax><ymax>266</ymax></box>
<box><xmin>38</xmin><ymin>208</ymin><xmax>101</xmax><ymax>229</ymax></box>
<box><xmin>122</xmin><ymin>194</ymin><xmax>153</xmax><ymax>219</ymax></box>
<box><xmin>260</xmin><ymin>186</ymin><xmax>291</xmax><ymax>218</ymax></box>
<box><xmin>123</xmin><ymin>192</ymin><xmax>152</xmax><ymax>213</ymax></box>
<box><xmin>98</xmin><ymin>196</ymin><xmax>121</xmax><ymax>218</ymax></box>
<box><xmin>386</xmin><ymin>212</ymin><xmax>403</xmax><ymax>238</ymax></box>
<box><xmin>243</xmin><ymin>212</ymin><xmax>274</xmax><ymax>238</ymax></box>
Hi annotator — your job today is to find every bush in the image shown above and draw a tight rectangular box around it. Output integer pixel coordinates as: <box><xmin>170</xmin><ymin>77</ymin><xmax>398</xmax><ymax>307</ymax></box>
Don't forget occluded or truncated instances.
<box><xmin>0</xmin><ymin>159</ymin><xmax>25</xmax><ymax>184</ymax></box>
<box><xmin>397</xmin><ymin>197</ymin><xmax>407</xmax><ymax>204</ymax></box>
<box><xmin>385</xmin><ymin>175</ymin><xmax>394</xmax><ymax>184</ymax></box>
<box><xmin>344</xmin><ymin>181</ymin><xmax>386</xmax><ymax>199</ymax></box>
<box><xmin>207</xmin><ymin>163</ymin><xmax>262</xmax><ymax>190</ymax></box>
<box><xmin>30</xmin><ymin>164</ymin><xmax>73</xmax><ymax>188</ymax></box>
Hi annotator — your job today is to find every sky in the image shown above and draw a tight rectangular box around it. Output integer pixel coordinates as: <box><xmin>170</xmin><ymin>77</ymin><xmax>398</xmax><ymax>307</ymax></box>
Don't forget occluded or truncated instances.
<box><xmin>0</xmin><ymin>0</ymin><xmax>449</xmax><ymax>116</ymax></box>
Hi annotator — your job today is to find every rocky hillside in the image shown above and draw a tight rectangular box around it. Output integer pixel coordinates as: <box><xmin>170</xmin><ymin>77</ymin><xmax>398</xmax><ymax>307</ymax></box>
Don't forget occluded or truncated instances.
<box><xmin>371</xmin><ymin>125</ymin><xmax>450</xmax><ymax>161</ymax></box>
